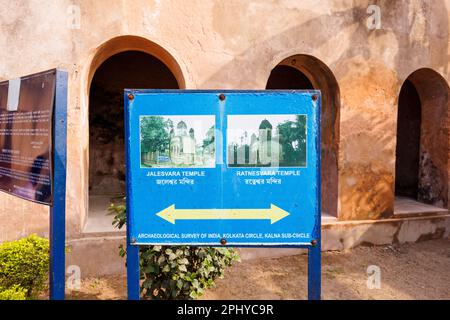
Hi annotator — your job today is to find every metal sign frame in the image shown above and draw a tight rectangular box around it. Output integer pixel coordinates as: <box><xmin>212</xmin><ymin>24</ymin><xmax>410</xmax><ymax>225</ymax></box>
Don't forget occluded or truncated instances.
<box><xmin>124</xmin><ymin>90</ymin><xmax>321</xmax><ymax>300</ymax></box>
<box><xmin>0</xmin><ymin>69</ymin><xmax>67</xmax><ymax>299</ymax></box>
<box><xmin>49</xmin><ymin>69</ymin><xmax>68</xmax><ymax>300</ymax></box>
<box><xmin>0</xmin><ymin>69</ymin><xmax>57</xmax><ymax>204</ymax></box>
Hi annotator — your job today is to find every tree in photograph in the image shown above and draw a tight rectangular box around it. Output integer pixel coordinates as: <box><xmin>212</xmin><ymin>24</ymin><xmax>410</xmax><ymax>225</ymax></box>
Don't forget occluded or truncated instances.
<box><xmin>140</xmin><ymin>116</ymin><xmax>171</xmax><ymax>155</ymax></box>
<box><xmin>277</xmin><ymin>115</ymin><xmax>306</xmax><ymax>166</ymax></box>
<box><xmin>202</xmin><ymin>126</ymin><xmax>215</xmax><ymax>148</ymax></box>
<box><xmin>166</xmin><ymin>118</ymin><xmax>174</xmax><ymax>133</ymax></box>
<box><xmin>295</xmin><ymin>115</ymin><xmax>307</xmax><ymax>165</ymax></box>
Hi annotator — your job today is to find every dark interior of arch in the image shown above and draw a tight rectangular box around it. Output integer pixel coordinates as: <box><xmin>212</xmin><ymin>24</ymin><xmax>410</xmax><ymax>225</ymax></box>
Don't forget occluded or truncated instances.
<box><xmin>89</xmin><ymin>51</ymin><xmax>179</xmax><ymax>196</ymax></box>
<box><xmin>266</xmin><ymin>65</ymin><xmax>314</xmax><ymax>89</ymax></box>
<box><xmin>266</xmin><ymin>61</ymin><xmax>340</xmax><ymax>217</ymax></box>
<box><xmin>395</xmin><ymin>79</ymin><xmax>421</xmax><ymax>198</ymax></box>
<box><xmin>395</xmin><ymin>70</ymin><xmax>449</xmax><ymax>208</ymax></box>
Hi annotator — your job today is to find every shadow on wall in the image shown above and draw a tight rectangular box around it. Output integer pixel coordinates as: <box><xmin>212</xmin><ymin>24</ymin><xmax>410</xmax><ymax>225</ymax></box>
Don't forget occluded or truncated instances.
<box><xmin>201</xmin><ymin>0</ymin><xmax>449</xmax><ymax>221</ymax></box>
<box><xmin>266</xmin><ymin>55</ymin><xmax>340</xmax><ymax>218</ymax></box>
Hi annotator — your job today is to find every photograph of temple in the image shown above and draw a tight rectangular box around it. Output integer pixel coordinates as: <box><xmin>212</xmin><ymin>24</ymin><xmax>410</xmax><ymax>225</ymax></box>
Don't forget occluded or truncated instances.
<box><xmin>140</xmin><ymin>115</ymin><xmax>215</xmax><ymax>168</ymax></box>
<box><xmin>227</xmin><ymin>115</ymin><xmax>306</xmax><ymax>167</ymax></box>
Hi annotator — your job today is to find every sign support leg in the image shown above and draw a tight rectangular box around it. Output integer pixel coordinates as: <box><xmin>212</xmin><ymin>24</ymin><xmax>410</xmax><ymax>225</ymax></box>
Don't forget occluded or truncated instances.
<box><xmin>126</xmin><ymin>242</ymin><xmax>140</xmax><ymax>300</ymax></box>
<box><xmin>308</xmin><ymin>92</ymin><xmax>322</xmax><ymax>301</ymax></box>
<box><xmin>307</xmin><ymin>242</ymin><xmax>321</xmax><ymax>300</ymax></box>
<box><xmin>124</xmin><ymin>92</ymin><xmax>140</xmax><ymax>300</ymax></box>
<box><xmin>49</xmin><ymin>70</ymin><xmax>68</xmax><ymax>300</ymax></box>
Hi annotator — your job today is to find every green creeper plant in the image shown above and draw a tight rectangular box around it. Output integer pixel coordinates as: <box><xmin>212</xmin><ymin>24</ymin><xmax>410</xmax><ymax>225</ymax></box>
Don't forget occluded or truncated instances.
<box><xmin>108</xmin><ymin>201</ymin><xmax>240</xmax><ymax>300</ymax></box>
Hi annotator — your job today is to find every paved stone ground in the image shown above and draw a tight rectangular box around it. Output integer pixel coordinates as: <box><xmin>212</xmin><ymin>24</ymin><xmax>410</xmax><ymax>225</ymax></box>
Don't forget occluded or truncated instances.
<box><xmin>66</xmin><ymin>238</ymin><xmax>450</xmax><ymax>300</ymax></box>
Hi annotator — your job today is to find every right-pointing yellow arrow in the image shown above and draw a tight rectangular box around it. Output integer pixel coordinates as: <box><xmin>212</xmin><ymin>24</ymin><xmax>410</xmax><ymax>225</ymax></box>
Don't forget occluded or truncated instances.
<box><xmin>156</xmin><ymin>204</ymin><xmax>290</xmax><ymax>225</ymax></box>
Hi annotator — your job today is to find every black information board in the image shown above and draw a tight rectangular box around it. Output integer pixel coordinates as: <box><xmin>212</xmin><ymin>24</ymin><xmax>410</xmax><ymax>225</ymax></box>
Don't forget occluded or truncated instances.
<box><xmin>0</xmin><ymin>69</ymin><xmax>56</xmax><ymax>204</ymax></box>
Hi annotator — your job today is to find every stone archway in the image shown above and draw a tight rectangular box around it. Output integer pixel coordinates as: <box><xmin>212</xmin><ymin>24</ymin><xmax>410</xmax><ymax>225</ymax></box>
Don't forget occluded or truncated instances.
<box><xmin>85</xmin><ymin>36</ymin><xmax>183</xmax><ymax>232</ymax></box>
<box><xmin>395</xmin><ymin>68</ymin><xmax>450</xmax><ymax>209</ymax></box>
<box><xmin>266</xmin><ymin>54</ymin><xmax>340</xmax><ymax>218</ymax></box>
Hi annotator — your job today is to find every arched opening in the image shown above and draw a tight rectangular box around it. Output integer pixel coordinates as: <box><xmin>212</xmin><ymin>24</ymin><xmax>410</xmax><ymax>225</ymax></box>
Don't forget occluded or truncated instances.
<box><xmin>395</xmin><ymin>80</ymin><xmax>421</xmax><ymax>198</ymax></box>
<box><xmin>266</xmin><ymin>55</ymin><xmax>340</xmax><ymax>219</ymax></box>
<box><xmin>85</xmin><ymin>42</ymin><xmax>181</xmax><ymax>232</ymax></box>
<box><xmin>266</xmin><ymin>65</ymin><xmax>314</xmax><ymax>89</ymax></box>
<box><xmin>395</xmin><ymin>69</ymin><xmax>449</xmax><ymax>213</ymax></box>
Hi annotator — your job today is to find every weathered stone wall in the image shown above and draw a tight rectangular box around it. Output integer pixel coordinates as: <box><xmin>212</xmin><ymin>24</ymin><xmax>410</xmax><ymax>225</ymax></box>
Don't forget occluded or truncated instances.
<box><xmin>0</xmin><ymin>0</ymin><xmax>449</xmax><ymax>241</ymax></box>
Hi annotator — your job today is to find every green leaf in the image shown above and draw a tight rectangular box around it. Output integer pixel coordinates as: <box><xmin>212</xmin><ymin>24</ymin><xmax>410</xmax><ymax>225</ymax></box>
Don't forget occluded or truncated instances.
<box><xmin>168</xmin><ymin>252</ymin><xmax>177</xmax><ymax>261</ymax></box>
<box><xmin>179</xmin><ymin>265</ymin><xmax>187</xmax><ymax>272</ymax></box>
<box><xmin>189</xmin><ymin>291</ymin><xmax>198</xmax><ymax>299</ymax></box>
<box><xmin>177</xmin><ymin>258</ymin><xmax>189</xmax><ymax>265</ymax></box>
<box><xmin>143</xmin><ymin>279</ymin><xmax>153</xmax><ymax>289</ymax></box>
<box><xmin>162</xmin><ymin>264</ymin><xmax>171</xmax><ymax>273</ymax></box>
<box><xmin>157</xmin><ymin>255</ymin><xmax>166</xmax><ymax>265</ymax></box>
<box><xmin>144</xmin><ymin>265</ymin><xmax>157</xmax><ymax>274</ymax></box>
<box><xmin>175</xmin><ymin>249</ymin><xmax>184</xmax><ymax>257</ymax></box>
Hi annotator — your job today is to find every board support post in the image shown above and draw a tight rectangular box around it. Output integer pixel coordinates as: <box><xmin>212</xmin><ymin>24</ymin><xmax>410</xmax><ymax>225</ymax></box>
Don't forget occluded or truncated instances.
<box><xmin>49</xmin><ymin>69</ymin><xmax>68</xmax><ymax>300</ymax></box>
<box><xmin>308</xmin><ymin>243</ymin><xmax>321</xmax><ymax>300</ymax></box>
<box><xmin>126</xmin><ymin>242</ymin><xmax>140</xmax><ymax>300</ymax></box>
<box><xmin>125</xmin><ymin>92</ymin><xmax>140</xmax><ymax>300</ymax></box>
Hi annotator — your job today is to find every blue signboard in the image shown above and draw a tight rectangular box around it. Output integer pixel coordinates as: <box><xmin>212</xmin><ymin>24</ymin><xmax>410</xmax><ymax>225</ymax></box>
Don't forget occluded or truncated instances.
<box><xmin>125</xmin><ymin>91</ymin><xmax>321</xmax><ymax>247</ymax></box>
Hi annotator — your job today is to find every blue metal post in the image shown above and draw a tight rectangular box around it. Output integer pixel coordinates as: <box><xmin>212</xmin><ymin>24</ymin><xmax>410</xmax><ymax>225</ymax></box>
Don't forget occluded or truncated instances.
<box><xmin>126</xmin><ymin>240</ymin><xmax>140</xmax><ymax>300</ymax></box>
<box><xmin>308</xmin><ymin>244</ymin><xmax>321</xmax><ymax>300</ymax></box>
<box><xmin>308</xmin><ymin>92</ymin><xmax>322</xmax><ymax>300</ymax></box>
<box><xmin>49</xmin><ymin>69</ymin><xmax>68</xmax><ymax>300</ymax></box>
<box><xmin>125</xmin><ymin>91</ymin><xmax>140</xmax><ymax>300</ymax></box>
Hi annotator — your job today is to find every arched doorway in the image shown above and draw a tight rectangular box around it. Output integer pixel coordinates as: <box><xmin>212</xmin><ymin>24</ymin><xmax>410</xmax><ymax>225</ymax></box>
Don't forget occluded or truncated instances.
<box><xmin>85</xmin><ymin>39</ymin><xmax>182</xmax><ymax>232</ymax></box>
<box><xmin>395</xmin><ymin>69</ymin><xmax>449</xmax><ymax>210</ymax></box>
<box><xmin>266</xmin><ymin>65</ymin><xmax>314</xmax><ymax>89</ymax></box>
<box><xmin>395</xmin><ymin>80</ymin><xmax>421</xmax><ymax>199</ymax></box>
<box><xmin>266</xmin><ymin>55</ymin><xmax>340</xmax><ymax>218</ymax></box>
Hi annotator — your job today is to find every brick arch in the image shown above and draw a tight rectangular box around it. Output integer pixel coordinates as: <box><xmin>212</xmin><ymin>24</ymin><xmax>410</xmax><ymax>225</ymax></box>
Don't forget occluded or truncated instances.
<box><xmin>83</xmin><ymin>36</ymin><xmax>185</xmax><ymax>231</ymax></box>
<box><xmin>396</xmin><ymin>68</ymin><xmax>450</xmax><ymax>208</ymax></box>
<box><xmin>87</xmin><ymin>35</ymin><xmax>185</xmax><ymax>91</ymax></box>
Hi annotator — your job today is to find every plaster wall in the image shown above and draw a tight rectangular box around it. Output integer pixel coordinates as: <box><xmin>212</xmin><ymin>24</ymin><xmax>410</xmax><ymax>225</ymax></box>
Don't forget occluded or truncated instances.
<box><xmin>0</xmin><ymin>0</ymin><xmax>449</xmax><ymax>242</ymax></box>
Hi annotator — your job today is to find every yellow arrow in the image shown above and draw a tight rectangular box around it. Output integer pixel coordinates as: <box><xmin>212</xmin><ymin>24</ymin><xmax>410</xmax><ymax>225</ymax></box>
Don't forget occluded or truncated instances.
<box><xmin>156</xmin><ymin>204</ymin><xmax>290</xmax><ymax>225</ymax></box>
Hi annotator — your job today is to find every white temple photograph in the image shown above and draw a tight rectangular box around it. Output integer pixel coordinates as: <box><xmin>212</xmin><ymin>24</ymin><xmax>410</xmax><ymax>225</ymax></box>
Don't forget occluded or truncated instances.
<box><xmin>227</xmin><ymin>114</ymin><xmax>307</xmax><ymax>168</ymax></box>
<box><xmin>140</xmin><ymin>115</ymin><xmax>215</xmax><ymax>168</ymax></box>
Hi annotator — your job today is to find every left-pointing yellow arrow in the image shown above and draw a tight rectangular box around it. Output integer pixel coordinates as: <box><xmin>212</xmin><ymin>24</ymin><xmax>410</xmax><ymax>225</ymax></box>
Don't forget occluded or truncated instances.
<box><xmin>156</xmin><ymin>204</ymin><xmax>290</xmax><ymax>224</ymax></box>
